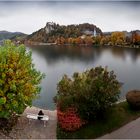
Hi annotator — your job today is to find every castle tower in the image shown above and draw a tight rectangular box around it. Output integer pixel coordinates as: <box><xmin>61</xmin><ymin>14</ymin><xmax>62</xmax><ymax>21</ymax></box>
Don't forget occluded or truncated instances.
<box><xmin>45</xmin><ymin>22</ymin><xmax>54</xmax><ymax>34</ymax></box>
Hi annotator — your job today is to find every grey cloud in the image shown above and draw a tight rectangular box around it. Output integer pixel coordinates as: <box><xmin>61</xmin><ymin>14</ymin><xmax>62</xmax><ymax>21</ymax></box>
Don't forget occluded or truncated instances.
<box><xmin>0</xmin><ymin>1</ymin><xmax>140</xmax><ymax>33</ymax></box>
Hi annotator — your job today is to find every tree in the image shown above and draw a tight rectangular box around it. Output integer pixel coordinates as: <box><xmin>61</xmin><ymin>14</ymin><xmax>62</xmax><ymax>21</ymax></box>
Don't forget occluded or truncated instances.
<box><xmin>84</xmin><ymin>36</ymin><xmax>93</xmax><ymax>45</ymax></box>
<box><xmin>100</xmin><ymin>36</ymin><xmax>110</xmax><ymax>45</ymax></box>
<box><xmin>111</xmin><ymin>32</ymin><xmax>125</xmax><ymax>45</ymax></box>
<box><xmin>0</xmin><ymin>40</ymin><xmax>44</xmax><ymax>118</ymax></box>
<box><xmin>75</xmin><ymin>37</ymin><xmax>83</xmax><ymax>44</ymax></box>
<box><xmin>55</xmin><ymin>66</ymin><xmax>120</xmax><ymax>121</ymax></box>
<box><xmin>132</xmin><ymin>31</ymin><xmax>140</xmax><ymax>45</ymax></box>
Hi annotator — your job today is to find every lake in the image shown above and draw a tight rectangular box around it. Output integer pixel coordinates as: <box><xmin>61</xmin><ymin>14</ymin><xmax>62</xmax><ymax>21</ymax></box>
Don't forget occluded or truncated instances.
<box><xmin>27</xmin><ymin>45</ymin><xmax>140</xmax><ymax>110</ymax></box>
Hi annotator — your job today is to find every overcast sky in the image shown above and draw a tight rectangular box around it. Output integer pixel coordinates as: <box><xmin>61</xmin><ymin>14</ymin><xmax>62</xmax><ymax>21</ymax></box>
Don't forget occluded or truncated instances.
<box><xmin>0</xmin><ymin>1</ymin><xmax>140</xmax><ymax>34</ymax></box>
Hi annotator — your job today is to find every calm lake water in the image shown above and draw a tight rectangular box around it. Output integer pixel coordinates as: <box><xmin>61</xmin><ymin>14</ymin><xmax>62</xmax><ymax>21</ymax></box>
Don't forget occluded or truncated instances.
<box><xmin>27</xmin><ymin>45</ymin><xmax>140</xmax><ymax>110</ymax></box>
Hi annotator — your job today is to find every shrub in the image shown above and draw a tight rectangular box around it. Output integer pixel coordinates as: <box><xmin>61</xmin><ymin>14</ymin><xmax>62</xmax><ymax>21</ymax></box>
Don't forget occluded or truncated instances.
<box><xmin>57</xmin><ymin>107</ymin><xmax>86</xmax><ymax>131</ymax></box>
<box><xmin>0</xmin><ymin>40</ymin><xmax>44</xmax><ymax>118</ymax></box>
<box><xmin>126</xmin><ymin>90</ymin><xmax>140</xmax><ymax>109</ymax></box>
<box><xmin>55</xmin><ymin>66</ymin><xmax>121</xmax><ymax>121</ymax></box>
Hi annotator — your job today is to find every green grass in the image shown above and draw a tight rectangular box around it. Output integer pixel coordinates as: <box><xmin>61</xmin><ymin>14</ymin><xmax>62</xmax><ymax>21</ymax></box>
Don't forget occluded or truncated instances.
<box><xmin>57</xmin><ymin>101</ymin><xmax>140</xmax><ymax>139</ymax></box>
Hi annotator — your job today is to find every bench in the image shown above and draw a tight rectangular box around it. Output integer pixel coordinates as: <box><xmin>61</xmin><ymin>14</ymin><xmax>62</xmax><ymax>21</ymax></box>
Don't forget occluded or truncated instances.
<box><xmin>27</xmin><ymin>113</ymin><xmax>49</xmax><ymax>127</ymax></box>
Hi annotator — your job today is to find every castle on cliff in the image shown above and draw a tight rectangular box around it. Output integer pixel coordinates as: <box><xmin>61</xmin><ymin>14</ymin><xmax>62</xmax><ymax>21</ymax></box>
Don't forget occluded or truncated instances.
<box><xmin>45</xmin><ymin>22</ymin><xmax>55</xmax><ymax>34</ymax></box>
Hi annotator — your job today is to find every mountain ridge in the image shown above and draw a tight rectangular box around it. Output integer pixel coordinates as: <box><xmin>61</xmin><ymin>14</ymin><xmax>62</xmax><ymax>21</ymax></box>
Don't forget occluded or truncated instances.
<box><xmin>0</xmin><ymin>30</ymin><xmax>27</xmax><ymax>41</ymax></box>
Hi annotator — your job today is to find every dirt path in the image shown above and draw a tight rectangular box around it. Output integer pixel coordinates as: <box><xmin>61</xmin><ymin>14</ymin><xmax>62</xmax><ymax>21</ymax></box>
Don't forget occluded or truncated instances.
<box><xmin>6</xmin><ymin>107</ymin><xmax>57</xmax><ymax>139</ymax></box>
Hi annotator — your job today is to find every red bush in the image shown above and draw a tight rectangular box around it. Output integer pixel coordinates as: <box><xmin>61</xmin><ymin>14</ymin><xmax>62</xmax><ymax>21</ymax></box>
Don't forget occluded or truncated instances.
<box><xmin>57</xmin><ymin>107</ymin><xmax>86</xmax><ymax>131</ymax></box>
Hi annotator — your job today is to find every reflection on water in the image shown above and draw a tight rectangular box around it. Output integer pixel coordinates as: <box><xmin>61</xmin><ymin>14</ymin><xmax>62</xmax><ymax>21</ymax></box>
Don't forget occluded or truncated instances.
<box><xmin>27</xmin><ymin>45</ymin><xmax>140</xmax><ymax>110</ymax></box>
<box><xmin>29</xmin><ymin>45</ymin><xmax>102</xmax><ymax>64</ymax></box>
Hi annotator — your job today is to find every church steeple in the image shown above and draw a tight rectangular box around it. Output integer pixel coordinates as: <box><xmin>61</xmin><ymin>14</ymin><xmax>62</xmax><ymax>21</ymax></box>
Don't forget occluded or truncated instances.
<box><xmin>93</xmin><ymin>28</ymin><xmax>97</xmax><ymax>37</ymax></box>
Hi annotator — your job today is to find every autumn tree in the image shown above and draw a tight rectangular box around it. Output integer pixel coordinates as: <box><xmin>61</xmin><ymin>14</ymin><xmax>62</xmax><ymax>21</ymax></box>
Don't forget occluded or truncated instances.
<box><xmin>100</xmin><ymin>36</ymin><xmax>110</xmax><ymax>45</ymax></box>
<box><xmin>0</xmin><ymin>40</ymin><xmax>44</xmax><ymax>118</ymax></box>
<box><xmin>84</xmin><ymin>36</ymin><xmax>93</xmax><ymax>45</ymax></box>
<box><xmin>94</xmin><ymin>36</ymin><xmax>102</xmax><ymax>45</ymax></box>
<box><xmin>132</xmin><ymin>31</ymin><xmax>140</xmax><ymax>45</ymax></box>
<box><xmin>55</xmin><ymin>66</ymin><xmax>120</xmax><ymax>121</ymax></box>
<box><xmin>75</xmin><ymin>37</ymin><xmax>83</xmax><ymax>44</ymax></box>
<box><xmin>111</xmin><ymin>32</ymin><xmax>125</xmax><ymax>45</ymax></box>
<box><xmin>67</xmin><ymin>37</ymin><xmax>73</xmax><ymax>44</ymax></box>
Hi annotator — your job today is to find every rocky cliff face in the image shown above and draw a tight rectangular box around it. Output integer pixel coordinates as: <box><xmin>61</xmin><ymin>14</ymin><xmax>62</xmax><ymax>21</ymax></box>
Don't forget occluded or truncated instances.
<box><xmin>45</xmin><ymin>22</ymin><xmax>55</xmax><ymax>34</ymax></box>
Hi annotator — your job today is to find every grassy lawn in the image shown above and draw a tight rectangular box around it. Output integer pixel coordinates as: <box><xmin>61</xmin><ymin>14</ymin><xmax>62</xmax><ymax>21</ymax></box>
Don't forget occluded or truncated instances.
<box><xmin>57</xmin><ymin>101</ymin><xmax>140</xmax><ymax>139</ymax></box>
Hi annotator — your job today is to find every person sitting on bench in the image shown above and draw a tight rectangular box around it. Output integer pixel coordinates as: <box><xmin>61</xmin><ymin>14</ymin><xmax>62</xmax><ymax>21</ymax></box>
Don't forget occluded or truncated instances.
<box><xmin>38</xmin><ymin>110</ymin><xmax>44</xmax><ymax>120</ymax></box>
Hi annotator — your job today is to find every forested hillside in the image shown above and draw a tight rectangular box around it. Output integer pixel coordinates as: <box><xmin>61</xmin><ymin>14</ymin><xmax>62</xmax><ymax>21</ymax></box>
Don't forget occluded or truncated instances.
<box><xmin>26</xmin><ymin>22</ymin><xmax>102</xmax><ymax>44</ymax></box>
<box><xmin>0</xmin><ymin>31</ymin><xmax>27</xmax><ymax>41</ymax></box>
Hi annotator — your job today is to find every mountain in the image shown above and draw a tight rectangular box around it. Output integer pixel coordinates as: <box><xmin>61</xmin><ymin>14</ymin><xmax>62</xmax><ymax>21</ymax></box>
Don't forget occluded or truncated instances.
<box><xmin>26</xmin><ymin>22</ymin><xmax>102</xmax><ymax>44</ymax></box>
<box><xmin>0</xmin><ymin>30</ymin><xmax>27</xmax><ymax>41</ymax></box>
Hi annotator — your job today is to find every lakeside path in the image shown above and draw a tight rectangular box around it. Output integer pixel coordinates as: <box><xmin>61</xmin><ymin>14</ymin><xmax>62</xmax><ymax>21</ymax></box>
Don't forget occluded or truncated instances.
<box><xmin>1</xmin><ymin>105</ymin><xmax>140</xmax><ymax>139</ymax></box>
<box><xmin>99</xmin><ymin>117</ymin><xmax>140</xmax><ymax>139</ymax></box>
<box><xmin>4</xmin><ymin>107</ymin><xmax>57</xmax><ymax>139</ymax></box>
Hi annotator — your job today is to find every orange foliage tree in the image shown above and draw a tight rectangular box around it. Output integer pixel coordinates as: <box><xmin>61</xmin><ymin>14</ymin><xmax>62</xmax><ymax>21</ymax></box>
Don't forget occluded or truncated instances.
<box><xmin>111</xmin><ymin>32</ymin><xmax>125</xmax><ymax>45</ymax></box>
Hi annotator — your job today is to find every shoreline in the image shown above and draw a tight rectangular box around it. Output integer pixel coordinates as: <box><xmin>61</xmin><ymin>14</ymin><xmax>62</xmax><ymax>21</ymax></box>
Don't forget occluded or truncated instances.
<box><xmin>25</xmin><ymin>42</ymin><xmax>140</xmax><ymax>49</ymax></box>
<box><xmin>27</xmin><ymin>99</ymin><xmax>126</xmax><ymax>115</ymax></box>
